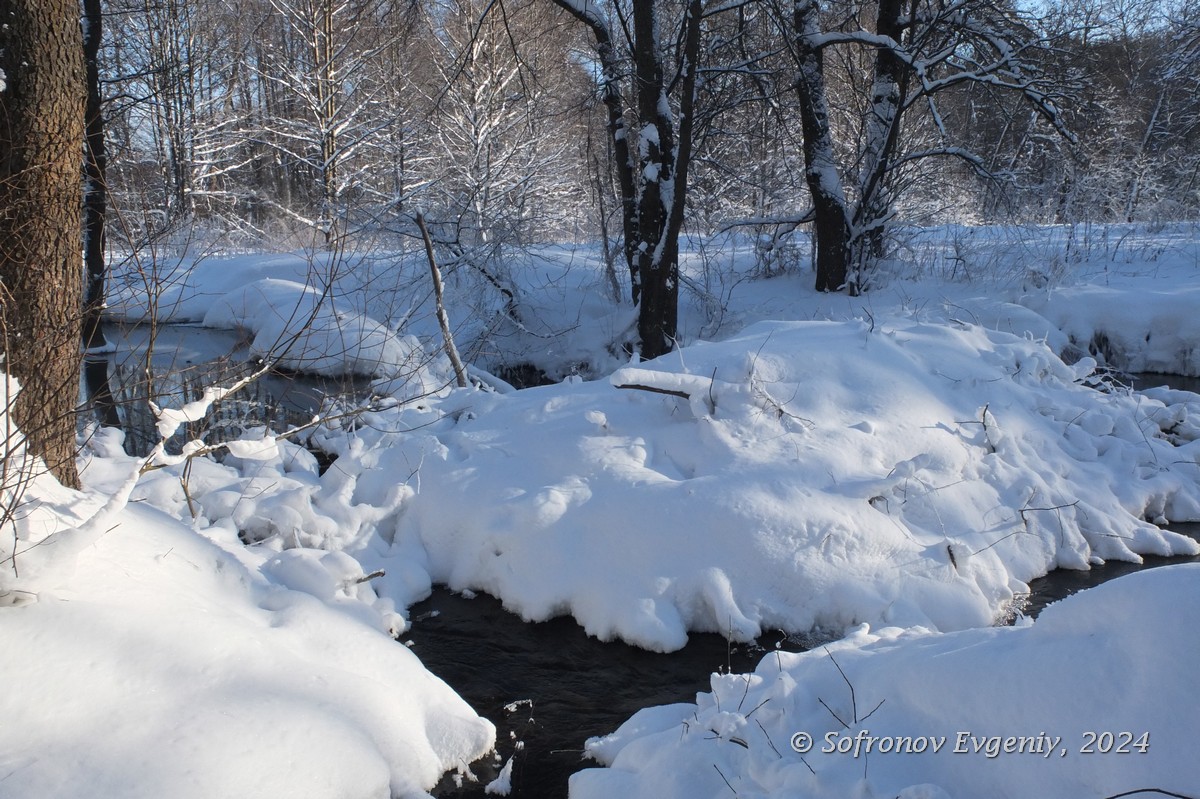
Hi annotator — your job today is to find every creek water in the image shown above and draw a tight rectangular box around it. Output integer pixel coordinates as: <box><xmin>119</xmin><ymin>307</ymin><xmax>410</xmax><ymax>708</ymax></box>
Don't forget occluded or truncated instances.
<box><xmin>90</xmin><ymin>323</ymin><xmax>366</xmax><ymax>455</ymax></box>
<box><xmin>89</xmin><ymin>330</ymin><xmax>1200</xmax><ymax>796</ymax></box>
<box><xmin>404</xmin><ymin>525</ymin><xmax>1200</xmax><ymax>798</ymax></box>
<box><xmin>403</xmin><ymin>591</ymin><xmax>834</xmax><ymax>798</ymax></box>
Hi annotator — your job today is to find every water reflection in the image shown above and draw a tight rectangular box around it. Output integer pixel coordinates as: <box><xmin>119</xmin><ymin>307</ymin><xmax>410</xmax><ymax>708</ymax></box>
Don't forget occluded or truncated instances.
<box><xmin>89</xmin><ymin>323</ymin><xmax>367</xmax><ymax>455</ymax></box>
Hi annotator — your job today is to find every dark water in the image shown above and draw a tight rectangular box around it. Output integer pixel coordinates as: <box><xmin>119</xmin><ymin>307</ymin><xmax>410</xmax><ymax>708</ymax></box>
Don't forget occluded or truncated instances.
<box><xmin>402</xmin><ymin>591</ymin><xmax>819</xmax><ymax>797</ymax></box>
<box><xmin>1131</xmin><ymin>372</ymin><xmax>1200</xmax><ymax>395</ymax></box>
<box><xmin>406</xmin><ymin>524</ymin><xmax>1200</xmax><ymax>797</ymax></box>
<box><xmin>88</xmin><ymin>323</ymin><xmax>367</xmax><ymax>455</ymax></box>
<box><xmin>1019</xmin><ymin>522</ymin><xmax>1200</xmax><ymax>617</ymax></box>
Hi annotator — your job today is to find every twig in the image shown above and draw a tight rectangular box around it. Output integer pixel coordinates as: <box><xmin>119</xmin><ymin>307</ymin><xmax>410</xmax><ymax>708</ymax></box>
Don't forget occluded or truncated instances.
<box><xmin>826</xmin><ymin>649</ymin><xmax>858</xmax><ymax>723</ymax></box>
<box><xmin>352</xmin><ymin>569</ymin><xmax>386</xmax><ymax>585</ymax></box>
<box><xmin>755</xmin><ymin>719</ymin><xmax>782</xmax><ymax>758</ymax></box>
<box><xmin>713</xmin><ymin>764</ymin><xmax>737</xmax><ymax>796</ymax></box>
<box><xmin>859</xmin><ymin>698</ymin><xmax>886</xmax><ymax>722</ymax></box>
<box><xmin>817</xmin><ymin>696</ymin><xmax>849</xmax><ymax>730</ymax></box>
<box><xmin>1018</xmin><ymin>500</ymin><xmax>1080</xmax><ymax>524</ymax></box>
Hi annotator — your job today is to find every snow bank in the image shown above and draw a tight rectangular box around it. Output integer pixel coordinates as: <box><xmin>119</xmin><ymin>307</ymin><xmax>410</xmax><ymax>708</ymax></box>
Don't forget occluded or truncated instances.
<box><xmin>3</xmin><ymin>397</ymin><xmax>494</xmax><ymax>798</ymax></box>
<box><xmin>570</xmin><ymin>563</ymin><xmax>1200</xmax><ymax>799</ymax></box>
<box><xmin>143</xmin><ymin>317</ymin><xmax>1200</xmax><ymax>653</ymax></box>
<box><xmin>375</xmin><ymin>319</ymin><xmax>1199</xmax><ymax>650</ymax></box>
<box><xmin>203</xmin><ymin>277</ymin><xmax>422</xmax><ymax>379</ymax></box>
<box><xmin>1027</xmin><ymin>284</ymin><xmax>1200</xmax><ymax>376</ymax></box>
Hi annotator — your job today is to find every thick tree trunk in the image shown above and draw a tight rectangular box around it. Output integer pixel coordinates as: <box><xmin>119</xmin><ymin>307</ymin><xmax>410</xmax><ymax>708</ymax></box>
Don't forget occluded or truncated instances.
<box><xmin>0</xmin><ymin>0</ymin><xmax>87</xmax><ymax>488</ymax></box>
<box><xmin>793</xmin><ymin>0</ymin><xmax>851</xmax><ymax>293</ymax></box>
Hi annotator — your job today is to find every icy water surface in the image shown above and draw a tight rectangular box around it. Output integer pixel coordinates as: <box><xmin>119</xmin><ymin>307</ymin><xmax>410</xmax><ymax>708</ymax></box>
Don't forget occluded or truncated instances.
<box><xmin>90</xmin><ymin>323</ymin><xmax>366</xmax><ymax>454</ymax></box>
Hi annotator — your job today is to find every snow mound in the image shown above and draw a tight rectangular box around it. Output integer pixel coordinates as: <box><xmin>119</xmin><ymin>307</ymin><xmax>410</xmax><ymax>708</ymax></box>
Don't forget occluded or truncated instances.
<box><xmin>570</xmin><ymin>563</ymin><xmax>1200</xmax><ymax>799</ymax></box>
<box><xmin>203</xmin><ymin>277</ymin><xmax>422</xmax><ymax>378</ymax></box>
<box><xmin>182</xmin><ymin>317</ymin><xmax>1199</xmax><ymax>652</ymax></box>
<box><xmin>3</xmin><ymin>390</ymin><xmax>495</xmax><ymax>798</ymax></box>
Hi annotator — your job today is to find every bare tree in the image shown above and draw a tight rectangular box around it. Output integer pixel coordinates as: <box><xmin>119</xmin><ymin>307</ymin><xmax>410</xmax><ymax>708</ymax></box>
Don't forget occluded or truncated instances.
<box><xmin>551</xmin><ymin>0</ymin><xmax>705</xmax><ymax>360</ymax></box>
<box><xmin>780</xmin><ymin>0</ymin><xmax>1072</xmax><ymax>290</ymax></box>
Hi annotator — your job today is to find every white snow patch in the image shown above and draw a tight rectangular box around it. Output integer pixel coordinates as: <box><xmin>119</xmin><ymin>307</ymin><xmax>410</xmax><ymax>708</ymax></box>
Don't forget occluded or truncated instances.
<box><xmin>570</xmin><ymin>564</ymin><xmax>1200</xmax><ymax>799</ymax></box>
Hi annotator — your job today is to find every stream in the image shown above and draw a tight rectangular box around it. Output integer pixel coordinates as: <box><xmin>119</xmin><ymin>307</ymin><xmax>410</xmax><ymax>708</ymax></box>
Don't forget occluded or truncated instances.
<box><xmin>86</xmin><ymin>328</ymin><xmax>1200</xmax><ymax>796</ymax></box>
<box><xmin>404</xmin><ymin>524</ymin><xmax>1200</xmax><ymax>798</ymax></box>
<box><xmin>92</xmin><ymin>323</ymin><xmax>368</xmax><ymax>455</ymax></box>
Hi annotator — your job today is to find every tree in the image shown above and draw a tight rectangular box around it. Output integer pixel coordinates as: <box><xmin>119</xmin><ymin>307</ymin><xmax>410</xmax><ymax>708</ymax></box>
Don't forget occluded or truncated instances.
<box><xmin>782</xmin><ymin>0</ymin><xmax>1072</xmax><ymax>291</ymax></box>
<box><xmin>551</xmin><ymin>0</ymin><xmax>704</xmax><ymax>360</ymax></box>
<box><xmin>82</xmin><ymin>0</ymin><xmax>122</xmax><ymax>429</ymax></box>
<box><xmin>789</xmin><ymin>0</ymin><xmax>852</xmax><ymax>292</ymax></box>
<box><xmin>420</xmin><ymin>0</ymin><xmax>582</xmax><ymax>252</ymax></box>
<box><xmin>0</xmin><ymin>0</ymin><xmax>87</xmax><ymax>488</ymax></box>
<box><xmin>253</xmin><ymin>0</ymin><xmax>405</xmax><ymax>243</ymax></box>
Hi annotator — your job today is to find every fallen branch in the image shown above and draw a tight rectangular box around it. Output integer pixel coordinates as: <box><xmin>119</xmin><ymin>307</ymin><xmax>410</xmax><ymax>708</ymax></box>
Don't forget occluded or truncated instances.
<box><xmin>613</xmin><ymin>383</ymin><xmax>692</xmax><ymax>400</ymax></box>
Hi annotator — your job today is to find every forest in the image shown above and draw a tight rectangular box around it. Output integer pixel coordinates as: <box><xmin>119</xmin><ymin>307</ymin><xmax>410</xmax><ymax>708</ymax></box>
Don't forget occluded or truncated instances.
<box><xmin>96</xmin><ymin>0</ymin><xmax>1200</xmax><ymax>304</ymax></box>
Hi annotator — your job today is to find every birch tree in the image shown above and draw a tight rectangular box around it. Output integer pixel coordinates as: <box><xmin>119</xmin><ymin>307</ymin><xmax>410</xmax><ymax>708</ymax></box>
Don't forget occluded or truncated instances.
<box><xmin>783</xmin><ymin>0</ymin><xmax>1072</xmax><ymax>291</ymax></box>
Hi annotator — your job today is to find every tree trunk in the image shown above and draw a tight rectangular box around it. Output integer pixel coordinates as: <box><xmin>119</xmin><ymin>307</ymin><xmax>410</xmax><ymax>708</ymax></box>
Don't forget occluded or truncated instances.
<box><xmin>552</xmin><ymin>0</ymin><xmax>700</xmax><ymax>361</ymax></box>
<box><xmin>629</xmin><ymin>1</ymin><xmax>675</xmax><ymax>359</ymax></box>
<box><xmin>82</xmin><ymin>0</ymin><xmax>121</xmax><ymax>429</ymax></box>
<box><xmin>0</xmin><ymin>0</ymin><xmax>87</xmax><ymax>488</ymax></box>
<box><xmin>792</xmin><ymin>0</ymin><xmax>851</xmax><ymax>293</ymax></box>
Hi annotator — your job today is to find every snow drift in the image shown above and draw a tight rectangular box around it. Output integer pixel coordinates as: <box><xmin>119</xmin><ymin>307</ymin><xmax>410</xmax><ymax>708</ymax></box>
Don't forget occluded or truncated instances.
<box><xmin>133</xmin><ymin>317</ymin><xmax>1200</xmax><ymax>653</ymax></box>
<box><xmin>570</xmin><ymin>563</ymin><xmax>1200</xmax><ymax>799</ymax></box>
<box><xmin>1</xmin><ymin>380</ymin><xmax>495</xmax><ymax>799</ymax></box>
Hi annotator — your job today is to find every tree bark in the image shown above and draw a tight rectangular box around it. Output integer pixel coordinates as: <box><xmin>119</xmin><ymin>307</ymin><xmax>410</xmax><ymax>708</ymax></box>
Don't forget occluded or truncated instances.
<box><xmin>552</xmin><ymin>0</ymin><xmax>702</xmax><ymax>360</ymax></box>
<box><xmin>851</xmin><ymin>0</ymin><xmax>910</xmax><ymax>288</ymax></box>
<box><xmin>0</xmin><ymin>0</ymin><xmax>87</xmax><ymax>487</ymax></box>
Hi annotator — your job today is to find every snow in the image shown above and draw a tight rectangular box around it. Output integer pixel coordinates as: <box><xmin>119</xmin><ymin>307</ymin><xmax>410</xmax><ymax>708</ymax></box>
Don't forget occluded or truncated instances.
<box><xmin>293</xmin><ymin>316</ymin><xmax>1197</xmax><ymax>652</ymax></box>
<box><xmin>7</xmin><ymin>221</ymin><xmax>1199</xmax><ymax>795</ymax></box>
<box><xmin>1</xmin><ymin>383</ymin><xmax>494</xmax><ymax>798</ymax></box>
<box><xmin>202</xmin><ymin>277</ymin><xmax>419</xmax><ymax>379</ymax></box>
<box><xmin>569</xmin><ymin>563</ymin><xmax>1200</xmax><ymax>799</ymax></box>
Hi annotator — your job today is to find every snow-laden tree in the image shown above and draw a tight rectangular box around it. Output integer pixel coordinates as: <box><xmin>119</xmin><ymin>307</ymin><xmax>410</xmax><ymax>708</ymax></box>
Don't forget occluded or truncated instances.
<box><xmin>101</xmin><ymin>0</ymin><xmax>264</xmax><ymax>241</ymax></box>
<box><xmin>417</xmin><ymin>0</ymin><xmax>585</xmax><ymax>251</ymax></box>
<box><xmin>780</xmin><ymin>0</ymin><xmax>1073</xmax><ymax>291</ymax></box>
<box><xmin>251</xmin><ymin>0</ymin><xmax>406</xmax><ymax>243</ymax></box>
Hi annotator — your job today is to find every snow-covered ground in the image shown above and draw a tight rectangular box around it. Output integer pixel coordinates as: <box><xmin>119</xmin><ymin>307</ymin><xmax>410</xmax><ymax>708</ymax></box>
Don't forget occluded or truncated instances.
<box><xmin>0</xmin><ymin>381</ymin><xmax>495</xmax><ymax>798</ymax></box>
<box><xmin>571</xmin><ymin>562</ymin><xmax>1200</xmax><ymax>799</ymax></box>
<box><xmin>3</xmin><ymin>223</ymin><xmax>1198</xmax><ymax>797</ymax></box>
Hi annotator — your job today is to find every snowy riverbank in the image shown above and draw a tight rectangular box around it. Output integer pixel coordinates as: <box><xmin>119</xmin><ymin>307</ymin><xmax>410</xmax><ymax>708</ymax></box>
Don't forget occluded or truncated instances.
<box><xmin>3</xmin><ymin>224</ymin><xmax>1198</xmax><ymax>796</ymax></box>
